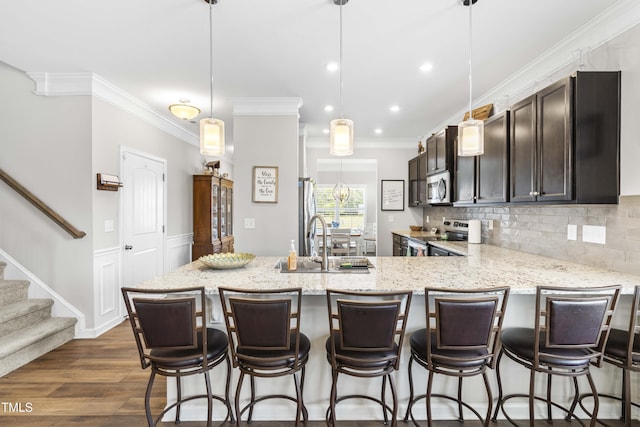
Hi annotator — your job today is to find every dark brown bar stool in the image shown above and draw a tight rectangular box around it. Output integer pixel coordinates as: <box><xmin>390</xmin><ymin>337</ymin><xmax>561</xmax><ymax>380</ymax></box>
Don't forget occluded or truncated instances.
<box><xmin>218</xmin><ymin>286</ymin><xmax>309</xmax><ymax>426</ymax></box>
<box><xmin>404</xmin><ymin>286</ymin><xmax>510</xmax><ymax>427</ymax></box>
<box><xmin>491</xmin><ymin>284</ymin><xmax>621</xmax><ymax>427</ymax></box>
<box><xmin>577</xmin><ymin>285</ymin><xmax>640</xmax><ymax>427</ymax></box>
<box><xmin>325</xmin><ymin>289</ymin><xmax>412</xmax><ymax>427</ymax></box>
<box><xmin>121</xmin><ymin>286</ymin><xmax>234</xmax><ymax>427</ymax></box>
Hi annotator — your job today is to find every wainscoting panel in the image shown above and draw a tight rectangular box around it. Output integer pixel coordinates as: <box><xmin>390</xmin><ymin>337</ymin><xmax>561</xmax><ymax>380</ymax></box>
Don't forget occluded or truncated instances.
<box><xmin>93</xmin><ymin>247</ymin><xmax>122</xmax><ymax>336</ymax></box>
<box><xmin>167</xmin><ymin>233</ymin><xmax>193</xmax><ymax>271</ymax></box>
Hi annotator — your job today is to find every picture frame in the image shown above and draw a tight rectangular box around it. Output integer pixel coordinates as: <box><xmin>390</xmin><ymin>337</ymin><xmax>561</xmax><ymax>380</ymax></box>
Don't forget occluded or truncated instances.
<box><xmin>381</xmin><ymin>179</ymin><xmax>404</xmax><ymax>211</ymax></box>
<box><xmin>252</xmin><ymin>166</ymin><xmax>278</xmax><ymax>203</ymax></box>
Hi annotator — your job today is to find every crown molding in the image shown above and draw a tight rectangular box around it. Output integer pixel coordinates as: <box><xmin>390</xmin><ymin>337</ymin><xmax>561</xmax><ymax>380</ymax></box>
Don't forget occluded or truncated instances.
<box><xmin>231</xmin><ymin>97</ymin><xmax>303</xmax><ymax>116</ymax></box>
<box><xmin>25</xmin><ymin>71</ymin><xmax>199</xmax><ymax>147</ymax></box>
<box><xmin>306</xmin><ymin>137</ymin><xmax>417</xmax><ymax>150</ymax></box>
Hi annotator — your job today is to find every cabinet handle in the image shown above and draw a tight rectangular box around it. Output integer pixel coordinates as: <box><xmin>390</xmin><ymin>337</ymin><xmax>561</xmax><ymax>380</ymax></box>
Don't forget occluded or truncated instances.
<box><xmin>529</xmin><ymin>191</ymin><xmax>540</xmax><ymax>197</ymax></box>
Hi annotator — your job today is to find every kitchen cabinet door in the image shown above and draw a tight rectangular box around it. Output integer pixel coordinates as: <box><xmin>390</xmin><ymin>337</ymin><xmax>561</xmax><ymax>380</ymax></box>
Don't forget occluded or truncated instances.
<box><xmin>454</xmin><ymin>111</ymin><xmax>509</xmax><ymax>205</ymax></box>
<box><xmin>536</xmin><ymin>78</ymin><xmax>572</xmax><ymax>202</ymax></box>
<box><xmin>408</xmin><ymin>152</ymin><xmax>427</xmax><ymax>207</ymax></box>
<box><xmin>477</xmin><ymin>111</ymin><xmax>509</xmax><ymax>204</ymax></box>
<box><xmin>392</xmin><ymin>233</ymin><xmax>407</xmax><ymax>256</ymax></box>
<box><xmin>510</xmin><ymin>82</ymin><xmax>572</xmax><ymax>204</ymax></box>
<box><xmin>454</xmin><ymin>153</ymin><xmax>475</xmax><ymax>204</ymax></box>
<box><xmin>509</xmin><ymin>95</ymin><xmax>537</xmax><ymax>203</ymax></box>
<box><xmin>426</xmin><ymin>127</ymin><xmax>456</xmax><ymax>175</ymax></box>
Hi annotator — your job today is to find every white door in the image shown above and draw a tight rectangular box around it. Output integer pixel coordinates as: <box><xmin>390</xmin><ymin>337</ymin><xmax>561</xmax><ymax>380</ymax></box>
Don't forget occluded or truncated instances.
<box><xmin>121</xmin><ymin>149</ymin><xmax>166</xmax><ymax>289</ymax></box>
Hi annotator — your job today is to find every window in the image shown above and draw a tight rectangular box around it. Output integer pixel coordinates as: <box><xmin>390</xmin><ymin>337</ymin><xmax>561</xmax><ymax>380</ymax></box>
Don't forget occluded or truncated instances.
<box><xmin>315</xmin><ymin>184</ymin><xmax>366</xmax><ymax>230</ymax></box>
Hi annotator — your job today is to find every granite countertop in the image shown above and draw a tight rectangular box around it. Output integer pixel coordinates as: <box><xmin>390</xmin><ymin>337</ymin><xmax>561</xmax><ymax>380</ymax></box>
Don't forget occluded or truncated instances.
<box><xmin>137</xmin><ymin>245</ymin><xmax>640</xmax><ymax>295</ymax></box>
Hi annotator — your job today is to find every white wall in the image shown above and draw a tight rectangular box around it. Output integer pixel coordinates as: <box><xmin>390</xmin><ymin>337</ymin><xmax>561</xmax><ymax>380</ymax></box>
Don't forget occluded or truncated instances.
<box><xmin>233</xmin><ymin>112</ymin><xmax>300</xmax><ymax>256</ymax></box>
<box><xmin>0</xmin><ymin>61</ymin><xmax>95</xmax><ymax>323</ymax></box>
<box><xmin>0</xmin><ymin>61</ymin><xmax>223</xmax><ymax>332</ymax></box>
<box><xmin>91</xmin><ymin>97</ymin><xmax>206</xmax><ymax>249</ymax></box>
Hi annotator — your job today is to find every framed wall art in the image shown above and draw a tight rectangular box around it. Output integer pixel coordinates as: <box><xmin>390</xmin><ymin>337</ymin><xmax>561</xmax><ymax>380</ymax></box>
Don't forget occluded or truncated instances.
<box><xmin>252</xmin><ymin>166</ymin><xmax>278</xmax><ymax>203</ymax></box>
<box><xmin>381</xmin><ymin>179</ymin><xmax>404</xmax><ymax>211</ymax></box>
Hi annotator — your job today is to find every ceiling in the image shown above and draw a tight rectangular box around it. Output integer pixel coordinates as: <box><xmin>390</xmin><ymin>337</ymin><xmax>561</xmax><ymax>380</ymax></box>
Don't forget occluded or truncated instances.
<box><xmin>0</xmin><ymin>0</ymin><xmax>633</xmax><ymax>154</ymax></box>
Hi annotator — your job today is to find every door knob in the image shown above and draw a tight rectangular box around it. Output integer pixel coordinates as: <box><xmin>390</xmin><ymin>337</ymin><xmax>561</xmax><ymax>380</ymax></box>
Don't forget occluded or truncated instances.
<box><xmin>125</xmin><ymin>245</ymin><xmax>133</xmax><ymax>250</ymax></box>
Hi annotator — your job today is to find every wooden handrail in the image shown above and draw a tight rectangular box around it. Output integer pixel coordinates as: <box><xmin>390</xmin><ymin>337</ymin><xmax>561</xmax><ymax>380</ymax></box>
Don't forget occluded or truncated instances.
<box><xmin>0</xmin><ymin>168</ymin><xmax>86</xmax><ymax>239</ymax></box>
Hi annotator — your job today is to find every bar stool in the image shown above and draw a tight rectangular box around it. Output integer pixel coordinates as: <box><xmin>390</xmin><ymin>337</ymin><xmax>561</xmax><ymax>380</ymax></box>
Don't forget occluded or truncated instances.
<box><xmin>577</xmin><ymin>285</ymin><xmax>640</xmax><ymax>427</ymax></box>
<box><xmin>404</xmin><ymin>286</ymin><xmax>510</xmax><ymax>427</ymax></box>
<box><xmin>218</xmin><ymin>286</ymin><xmax>309</xmax><ymax>426</ymax></box>
<box><xmin>325</xmin><ymin>289</ymin><xmax>412</xmax><ymax>427</ymax></box>
<box><xmin>121</xmin><ymin>286</ymin><xmax>234</xmax><ymax>427</ymax></box>
<box><xmin>491</xmin><ymin>285</ymin><xmax>621</xmax><ymax>427</ymax></box>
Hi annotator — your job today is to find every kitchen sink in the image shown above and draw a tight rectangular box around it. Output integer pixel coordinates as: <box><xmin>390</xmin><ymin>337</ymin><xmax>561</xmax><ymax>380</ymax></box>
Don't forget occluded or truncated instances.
<box><xmin>277</xmin><ymin>257</ymin><xmax>372</xmax><ymax>274</ymax></box>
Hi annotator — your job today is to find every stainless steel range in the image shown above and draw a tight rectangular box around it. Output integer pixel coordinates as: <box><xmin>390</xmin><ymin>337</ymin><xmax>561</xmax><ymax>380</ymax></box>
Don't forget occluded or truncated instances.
<box><xmin>440</xmin><ymin>219</ymin><xmax>470</xmax><ymax>241</ymax></box>
<box><xmin>406</xmin><ymin>219</ymin><xmax>469</xmax><ymax>256</ymax></box>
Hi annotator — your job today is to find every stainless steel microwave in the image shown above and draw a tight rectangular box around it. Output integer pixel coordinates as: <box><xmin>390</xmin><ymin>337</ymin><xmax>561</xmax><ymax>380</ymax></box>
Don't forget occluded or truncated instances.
<box><xmin>426</xmin><ymin>171</ymin><xmax>451</xmax><ymax>204</ymax></box>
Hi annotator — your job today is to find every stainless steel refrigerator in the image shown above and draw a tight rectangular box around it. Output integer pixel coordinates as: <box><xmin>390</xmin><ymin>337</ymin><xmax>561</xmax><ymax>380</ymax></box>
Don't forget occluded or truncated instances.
<box><xmin>298</xmin><ymin>177</ymin><xmax>316</xmax><ymax>256</ymax></box>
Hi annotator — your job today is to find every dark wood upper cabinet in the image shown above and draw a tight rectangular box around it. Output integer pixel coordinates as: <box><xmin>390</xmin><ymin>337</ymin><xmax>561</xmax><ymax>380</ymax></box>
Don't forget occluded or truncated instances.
<box><xmin>477</xmin><ymin>111</ymin><xmax>510</xmax><ymax>204</ymax></box>
<box><xmin>453</xmin><ymin>151</ymin><xmax>475</xmax><ymax>205</ymax></box>
<box><xmin>454</xmin><ymin>111</ymin><xmax>509</xmax><ymax>205</ymax></box>
<box><xmin>408</xmin><ymin>152</ymin><xmax>428</xmax><ymax>207</ymax></box>
<box><xmin>426</xmin><ymin>126</ymin><xmax>456</xmax><ymax>175</ymax></box>
<box><xmin>510</xmin><ymin>71</ymin><xmax>620</xmax><ymax>204</ymax></box>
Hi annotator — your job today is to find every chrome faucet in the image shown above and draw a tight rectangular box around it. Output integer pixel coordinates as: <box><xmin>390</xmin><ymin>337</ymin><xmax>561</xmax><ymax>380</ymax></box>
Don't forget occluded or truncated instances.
<box><xmin>307</xmin><ymin>214</ymin><xmax>329</xmax><ymax>271</ymax></box>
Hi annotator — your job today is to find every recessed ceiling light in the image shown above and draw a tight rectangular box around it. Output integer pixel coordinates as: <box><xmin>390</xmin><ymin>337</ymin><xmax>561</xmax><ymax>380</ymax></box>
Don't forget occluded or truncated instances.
<box><xmin>375</xmin><ymin>128</ymin><xmax>383</xmax><ymax>134</ymax></box>
<box><xmin>323</xmin><ymin>128</ymin><xmax>330</xmax><ymax>134</ymax></box>
<box><xmin>390</xmin><ymin>105</ymin><xmax>400</xmax><ymax>112</ymax></box>
<box><xmin>419</xmin><ymin>63</ymin><xmax>434</xmax><ymax>72</ymax></box>
<box><xmin>326</xmin><ymin>62</ymin><xmax>339</xmax><ymax>72</ymax></box>
<box><xmin>324</xmin><ymin>105</ymin><xmax>334</xmax><ymax>112</ymax></box>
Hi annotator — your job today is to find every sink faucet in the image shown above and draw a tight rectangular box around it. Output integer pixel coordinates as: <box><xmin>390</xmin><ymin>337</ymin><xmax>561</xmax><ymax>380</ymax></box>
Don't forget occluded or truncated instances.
<box><xmin>307</xmin><ymin>214</ymin><xmax>329</xmax><ymax>272</ymax></box>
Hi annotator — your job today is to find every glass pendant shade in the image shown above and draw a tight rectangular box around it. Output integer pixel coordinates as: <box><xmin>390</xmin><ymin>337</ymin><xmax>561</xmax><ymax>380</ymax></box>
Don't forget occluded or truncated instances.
<box><xmin>329</xmin><ymin>118</ymin><xmax>354</xmax><ymax>156</ymax></box>
<box><xmin>169</xmin><ymin>103</ymin><xmax>200</xmax><ymax>120</ymax></box>
<box><xmin>457</xmin><ymin>118</ymin><xmax>484</xmax><ymax>156</ymax></box>
<box><xmin>333</xmin><ymin>181</ymin><xmax>351</xmax><ymax>204</ymax></box>
<box><xmin>199</xmin><ymin>117</ymin><xmax>225</xmax><ymax>156</ymax></box>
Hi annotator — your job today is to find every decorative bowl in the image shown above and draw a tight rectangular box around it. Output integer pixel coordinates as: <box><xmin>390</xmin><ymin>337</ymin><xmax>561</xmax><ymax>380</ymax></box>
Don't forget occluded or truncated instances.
<box><xmin>409</xmin><ymin>225</ymin><xmax>423</xmax><ymax>231</ymax></box>
<box><xmin>199</xmin><ymin>253</ymin><xmax>256</xmax><ymax>269</ymax></box>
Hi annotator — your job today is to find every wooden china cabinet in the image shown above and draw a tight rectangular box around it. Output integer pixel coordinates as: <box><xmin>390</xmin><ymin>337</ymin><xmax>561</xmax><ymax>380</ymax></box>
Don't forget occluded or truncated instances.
<box><xmin>192</xmin><ymin>174</ymin><xmax>234</xmax><ymax>260</ymax></box>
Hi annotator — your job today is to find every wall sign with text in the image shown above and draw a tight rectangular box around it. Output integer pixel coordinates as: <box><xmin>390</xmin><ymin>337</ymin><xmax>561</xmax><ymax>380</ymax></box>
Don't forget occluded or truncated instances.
<box><xmin>252</xmin><ymin>166</ymin><xmax>279</xmax><ymax>203</ymax></box>
<box><xmin>381</xmin><ymin>179</ymin><xmax>404</xmax><ymax>211</ymax></box>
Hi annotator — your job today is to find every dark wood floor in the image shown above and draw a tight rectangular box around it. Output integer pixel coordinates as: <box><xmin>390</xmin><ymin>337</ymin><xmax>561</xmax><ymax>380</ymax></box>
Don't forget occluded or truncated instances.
<box><xmin>0</xmin><ymin>321</ymin><xmax>636</xmax><ymax>427</ymax></box>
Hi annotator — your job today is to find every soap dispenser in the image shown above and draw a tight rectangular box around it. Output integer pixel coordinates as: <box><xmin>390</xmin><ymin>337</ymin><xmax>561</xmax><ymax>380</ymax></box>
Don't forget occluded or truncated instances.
<box><xmin>288</xmin><ymin>240</ymin><xmax>297</xmax><ymax>271</ymax></box>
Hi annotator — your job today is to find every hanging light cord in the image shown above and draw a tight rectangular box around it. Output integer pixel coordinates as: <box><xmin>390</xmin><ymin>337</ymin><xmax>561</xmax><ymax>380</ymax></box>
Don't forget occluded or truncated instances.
<box><xmin>209</xmin><ymin>0</ymin><xmax>214</xmax><ymax>119</ymax></box>
<box><xmin>467</xmin><ymin>1</ymin><xmax>473</xmax><ymax>120</ymax></box>
<box><xmin>339</xmin><ymin>0</ymin><xmax>344</xmax><ymax>119</ymax></box>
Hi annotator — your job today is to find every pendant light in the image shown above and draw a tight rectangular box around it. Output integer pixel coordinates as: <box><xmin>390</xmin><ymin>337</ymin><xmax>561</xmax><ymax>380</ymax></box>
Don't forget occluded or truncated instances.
<box><xmin>200</xmin><ymin>0</ymin><xmax>225</xmax><ymax>156</ymax></box>
<box><xmin>457</xmin><ymin>0</ymin><xmax>484</xmax><ymax>157</ymax></box>
<box><xmin>329</xmin><ymin>0</ymin><xmax>354</xmax><ymax>157</ymax></box>
<box><xmin>333</xmin><ymin>160</ymin><xmax>351</xmax><ymax>204</ymax></box>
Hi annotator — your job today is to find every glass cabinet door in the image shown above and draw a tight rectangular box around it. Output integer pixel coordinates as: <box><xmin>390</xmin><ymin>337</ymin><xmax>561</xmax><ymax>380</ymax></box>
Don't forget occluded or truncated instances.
<box><xmin>220</xmin><ymin>184</ymin><xmax>227</xmax><ymax>238</ymax></box>
<box><xmin>226</xmin><ymin>185</ymin><xmax>233</xmax><ymax>236</ymax></box>
<box><xmin>211</xmin><ymin>180</ymin><xmax>219</xmax><ymax>241</ymax></box>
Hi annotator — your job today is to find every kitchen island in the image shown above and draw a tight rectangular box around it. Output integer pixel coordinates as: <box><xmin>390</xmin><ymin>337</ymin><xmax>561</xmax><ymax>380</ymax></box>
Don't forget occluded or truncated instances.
<box><xmin>137</xmin><ymin>246</ymin><xmax>640</xmax><ymax>422</ymax></box>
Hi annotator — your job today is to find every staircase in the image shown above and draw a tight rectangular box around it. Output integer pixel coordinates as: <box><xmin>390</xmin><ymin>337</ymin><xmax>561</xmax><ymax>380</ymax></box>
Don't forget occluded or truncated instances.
<box><xmin>0</xmin><ymin>261</ymin><xmax>77</xmax><ymax>377</ymax></box>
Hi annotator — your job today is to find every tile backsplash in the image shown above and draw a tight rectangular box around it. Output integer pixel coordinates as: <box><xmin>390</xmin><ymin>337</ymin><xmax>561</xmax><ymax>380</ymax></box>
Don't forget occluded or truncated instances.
<box><xmin>424</xmin><ymin>195</ymin><xmax>640</xmax><ymax>276</ymax></box>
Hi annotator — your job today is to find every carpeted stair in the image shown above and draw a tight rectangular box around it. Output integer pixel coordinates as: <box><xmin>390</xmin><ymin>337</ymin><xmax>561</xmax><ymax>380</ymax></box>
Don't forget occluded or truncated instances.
<box><xmin>0</xmin><ymin>261</ymin><xmax>77</xmax><ymax>377</ymax></box>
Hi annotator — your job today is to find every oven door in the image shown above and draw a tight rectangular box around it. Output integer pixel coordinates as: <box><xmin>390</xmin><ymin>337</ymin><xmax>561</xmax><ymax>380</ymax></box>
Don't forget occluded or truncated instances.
<box><xmin>407</xmin><ymin>239</ymin><xmax>427</xmax><ymax>256</ymax></box>
<box><xmin>427</xmin><ymin>171</ymin><xmax>450</xmax><ymax>204</ymax></box>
